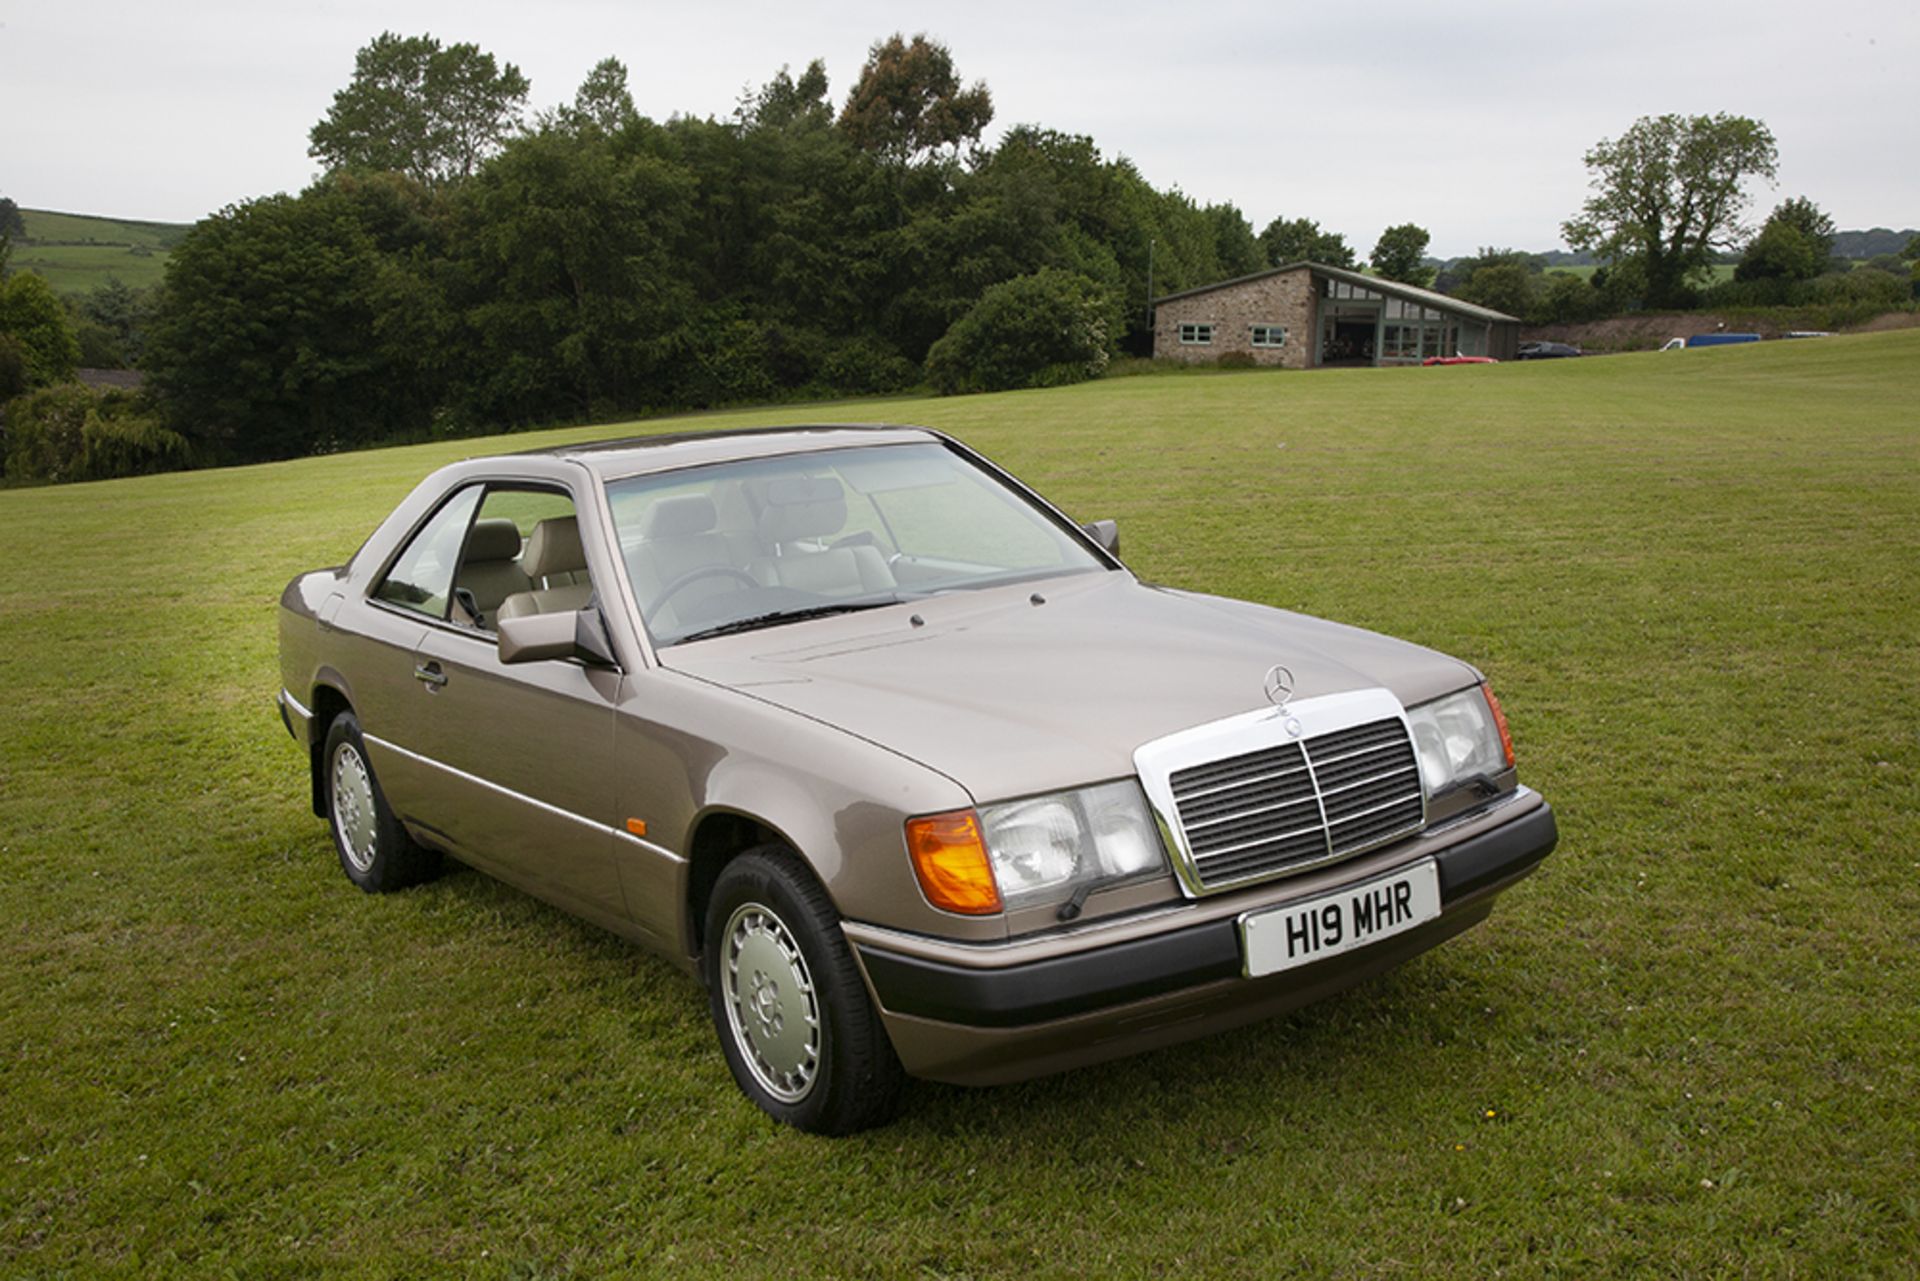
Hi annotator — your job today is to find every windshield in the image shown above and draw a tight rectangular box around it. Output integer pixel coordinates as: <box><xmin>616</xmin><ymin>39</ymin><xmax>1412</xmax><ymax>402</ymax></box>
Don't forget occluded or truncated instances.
<box><xmin>603</xmin><ymin>441</ymin><xmax>1108</xmax><ymax>646</ymax></box>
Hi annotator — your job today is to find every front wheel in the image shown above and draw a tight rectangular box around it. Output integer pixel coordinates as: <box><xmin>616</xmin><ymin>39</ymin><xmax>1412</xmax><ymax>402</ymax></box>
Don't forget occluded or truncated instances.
<box><xmin>322</xmin><ymin>711</ymin><xmax>440</xmax><ymax>893</ymax></box>
<box><xmin>704</xmin><ymin>848</ymin><xmax>905</xmax><ymax>1134</ymax></box>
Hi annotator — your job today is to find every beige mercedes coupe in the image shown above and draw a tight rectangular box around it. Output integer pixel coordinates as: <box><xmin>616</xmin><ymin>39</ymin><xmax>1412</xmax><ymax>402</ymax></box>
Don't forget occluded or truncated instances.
<box><xmin>277</xmin><ymin>425</ymin><xmax>1557</xmax><ymax>1133</ymax></box>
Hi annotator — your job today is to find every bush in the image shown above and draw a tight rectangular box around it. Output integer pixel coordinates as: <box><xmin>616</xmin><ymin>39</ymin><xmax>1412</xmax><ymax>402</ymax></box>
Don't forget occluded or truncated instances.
<box><xmin>0</xmin><ymin>334</ymin><xmax>26</xmax><ymax>402</ymax></box>
<box><xmin>3</xmin><ymin>383</ymin><xmax>192</xmax><ymax>485</ymax></box>
<box><xmin>924</xmin><ymin>268</ymin><xmax>1113</xmax><ymax>396</ymax></box>
<box><xmin>73</xmin><ymin>318</ymin><xmax>126</xmax><ymax>369</ymax></box>
<box><xmin>682</xmin><ymin>317</ymin><xmax>779</xmax><ymax>408</ymax></box>
<box><xmin>1534</xmin><ymin>272</ymin><xmax>1605</xmax><ymax>324</ymax></box>
<box><xmin>1213</xmin><ymin>351</ymin><xmax>1257</xmax><ymax>369</ymax></box>
<box><xmin>0</xmin><ymin>272</ymin><xmax>81</xmax><ymax>389</ymax></box>
<box><xmin>818</xmin><ymin>337</ymin><xmax>918</xmax><ymax>395</ymax></box>
<box><xmin>1703</xmin><ymin>267</ymin><xmax>1914</xmax><ymax>317</ymax></box>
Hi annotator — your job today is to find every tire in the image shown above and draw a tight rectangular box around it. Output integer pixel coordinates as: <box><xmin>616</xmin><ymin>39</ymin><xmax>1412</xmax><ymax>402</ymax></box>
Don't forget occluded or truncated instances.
<box><xmin>704</xmin><ymin>847</ymin><xmax>906</xmax><ymax>1134</ymax></box>
<box><xmin>321</xmin><ymin>711</ymin><xmax>440</xmax><ymax>893</ymax></box>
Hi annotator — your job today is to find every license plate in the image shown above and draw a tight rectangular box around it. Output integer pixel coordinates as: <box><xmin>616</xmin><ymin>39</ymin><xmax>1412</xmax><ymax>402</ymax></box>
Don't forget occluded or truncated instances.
<box><xmin>1239</xmin><ymin>860</ymin><xmax>1441</xmax><ymax>978</ymax></box>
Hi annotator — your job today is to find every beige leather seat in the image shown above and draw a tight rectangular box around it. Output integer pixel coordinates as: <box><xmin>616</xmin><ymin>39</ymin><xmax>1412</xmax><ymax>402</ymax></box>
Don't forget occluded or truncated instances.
<box><xmin>456</xmin><ymin>518</ymin><xmax>531</xmax><ymax>627</ymax></box>
<box><xmin>750</xmin><ymin>477</ymin><xmax>895</xmax><ymax>598</ymax></box>
<box><xmin>495</xmin><ymin>516</ymin><xmax>595</xmax><ymax>624</ymax></box>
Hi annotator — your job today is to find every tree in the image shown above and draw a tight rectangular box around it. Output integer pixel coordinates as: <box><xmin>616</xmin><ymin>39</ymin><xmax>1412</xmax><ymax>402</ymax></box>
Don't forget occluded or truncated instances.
<box><xmin>565</xmin><ymin>57</ymin><xmax>637</xmax><ymax>134</ymax></box>
<box><xmin>446</xmin><ymin>124</ymin><xmax>699</xmax><ymax>422</ymax></box>
<box><xmin>75</xmin><ymin>278</ymin><xmax>158</xmax><ymax>365</ymax></box>
<box><xmin>0</xmin><ymin>196</ymin><xmax>24</xmax><ymax>261</ymax></box>
<box><xmin>1735</xmin><ymin>223</ymin><xmax>1818</xmax><ymax>284</ymax></box>
<box><xmin>1536</xmin><ymin>271</ymin><xmax>1603</xmax><ymax>324</ymax></box>
<box><xmin>924</xmin><ymin>268</ymin><xmax>1112</xmax><ymax>394</ymax></box>
<box><xmin>1436</xmin><ymin>248</ymin><xmax>1543</xmax><ymax>317</ymax></box>
<box><xmin>1458</xmin><ymin>263</ymin><xmax>1537</xmax><ymax>318</ymax></box>
<box><xmin>1562</xmin><ymin>113</ymin><xmax>1778</xmax><ymax>309</ymax></box>
<box><xmin>1736</xmin><ymin>196</ymin><xmax>1836</xmax><ymax>283</ymax></box>
<box><xmin>1203</xmin><ymin>203</ymin><xmax>1263</xmax><ymax>278</ymax></box>
<box><xmin>838</xmin><ymin>34</ymin><xmax>992</xmax><ymax>164</ymax></box>
<box><xmin>146</xmin><ymin>177</ymin><xmax>450</xmax><ymax>459</ymax></box>
<box><xmin>1435</xmin><ymin>247</ymin><xmax>1539</xmax><ymax>298</ymax></box>
<box><xmin>1766</xmin><ymin>197</ymin><xmax>1837</xmax><ymax>262</ymax></box>
<box><xmin>1258</xmin><ymin>216</ymin><xmax>1355</xmax><ymax>268</ymax></box>
<box><xmin>740</xmin><ymin>60</ymin><xmax>833</xmax><ymax>132</ymax></box>
<box><xmin>1370</xmin><ymin>224</ymin><xmax>1434</xmax><ymax>288</ymax></box>
<box><xmin>0</xmin><ymin>271</ymin><xmax>81</xmax><ymax>388</ymax></box>
<box><xmin>309</xmin><ymin>31</ymin><xmax>531</xmax><ymax>186</ymax></box>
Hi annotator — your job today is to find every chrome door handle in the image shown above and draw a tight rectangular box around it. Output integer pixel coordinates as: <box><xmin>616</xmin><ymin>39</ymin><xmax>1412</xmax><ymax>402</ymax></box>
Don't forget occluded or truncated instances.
<box><xmin>413</xmin><ymin>662</ymin><xmax>448</xmax><ymax>689</ymax></box>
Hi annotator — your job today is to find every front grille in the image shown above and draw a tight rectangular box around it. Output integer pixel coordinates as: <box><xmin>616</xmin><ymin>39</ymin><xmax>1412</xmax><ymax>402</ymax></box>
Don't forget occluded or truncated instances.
<box><xmin>1167</xmin><ymin>717</ymin><xmax>1424</xmax><ymax>891</ymax></box>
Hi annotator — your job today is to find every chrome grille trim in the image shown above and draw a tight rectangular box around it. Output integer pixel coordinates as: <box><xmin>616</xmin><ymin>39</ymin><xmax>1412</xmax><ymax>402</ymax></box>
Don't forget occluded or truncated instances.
<box><xmin>1134</xmin><ymin>688</ymin><xmax>1428</xmax><ymax>898</ymax></box>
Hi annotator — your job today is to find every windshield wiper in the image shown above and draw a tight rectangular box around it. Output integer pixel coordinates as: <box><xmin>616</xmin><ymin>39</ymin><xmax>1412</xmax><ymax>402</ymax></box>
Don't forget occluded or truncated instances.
<box><xmin>674</xmin><ymin>596</ymin><xmax>903</xmax><ymax>644</ymax></box>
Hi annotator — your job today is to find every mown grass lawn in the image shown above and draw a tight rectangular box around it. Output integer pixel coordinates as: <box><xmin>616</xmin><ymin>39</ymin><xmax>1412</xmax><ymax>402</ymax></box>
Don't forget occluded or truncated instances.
<box><xmin>4</xmin><ymin>334</ymin><xmax>1918</xmax><ymax>1276</ymax></box>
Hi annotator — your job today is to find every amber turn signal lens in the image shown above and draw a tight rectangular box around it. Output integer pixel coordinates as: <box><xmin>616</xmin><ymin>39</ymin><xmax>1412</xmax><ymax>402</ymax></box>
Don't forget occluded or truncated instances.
<box><xmin>1481</xmin><ymin>682</ymin><xmax>1515</xmax><ymax>768</ymax></box>
<box><xmin>905</xmin><ymin>810</ymin><xmax>1003</xmax><ymax>915</ymax></box>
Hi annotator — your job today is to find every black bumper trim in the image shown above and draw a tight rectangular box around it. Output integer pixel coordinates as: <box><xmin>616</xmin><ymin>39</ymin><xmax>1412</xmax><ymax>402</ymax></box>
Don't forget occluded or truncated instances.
<box><xmin>859</xmin><ymin>800</ymin><xmax>1557</xmax><ymax>1030</ymax></box>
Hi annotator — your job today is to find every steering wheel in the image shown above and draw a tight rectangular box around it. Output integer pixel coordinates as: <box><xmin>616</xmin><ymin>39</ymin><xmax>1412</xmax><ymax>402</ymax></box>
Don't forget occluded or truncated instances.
<box><xmin>648</xmin><ymin>565</ymin><xmax>760</xmax><ymax>615</ymax></box>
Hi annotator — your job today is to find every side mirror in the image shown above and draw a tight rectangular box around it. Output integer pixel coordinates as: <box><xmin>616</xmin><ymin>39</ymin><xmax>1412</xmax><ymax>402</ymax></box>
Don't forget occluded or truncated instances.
<box><xmin>497</xmin><ymin>607</ymin><xmax>620</xmax><ymax>668</ymax></box>
<box><xmin>1080</xmin><ymin>518</ymin><xmax>1120</xmax><ymax>557</ymax></box>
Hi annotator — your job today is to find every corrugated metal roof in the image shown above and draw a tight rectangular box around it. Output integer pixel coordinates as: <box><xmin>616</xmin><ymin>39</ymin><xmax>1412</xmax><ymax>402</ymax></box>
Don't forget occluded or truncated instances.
<box><xmin>1153</xmin><ymin>261</ymin><xmax>1520</xmax><ymax>324</ymax></box>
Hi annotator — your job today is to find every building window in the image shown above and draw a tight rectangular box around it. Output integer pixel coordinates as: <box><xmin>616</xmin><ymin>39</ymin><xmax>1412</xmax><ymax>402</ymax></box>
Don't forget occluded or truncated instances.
<box><xmin>1179</xmin><ymin>323</ymin><xmax>1214</xmax><ymax>345</ymax></box>
<box><xmin>1326</xmin><ymin>279</ymin><xmax>1383</xmax><ymax>303</ymax></box>
<box><xmin>1250</xmin><ymin>325</ymin><xmax>1287</xmax><ymax>348</ymax></box>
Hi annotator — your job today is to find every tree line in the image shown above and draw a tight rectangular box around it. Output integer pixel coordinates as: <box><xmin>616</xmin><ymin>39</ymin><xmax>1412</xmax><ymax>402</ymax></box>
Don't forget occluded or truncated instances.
<box><xmin>2</xmin><ymin>35</ymin><xmax>1915</xmax><ymax>484</ymax></box>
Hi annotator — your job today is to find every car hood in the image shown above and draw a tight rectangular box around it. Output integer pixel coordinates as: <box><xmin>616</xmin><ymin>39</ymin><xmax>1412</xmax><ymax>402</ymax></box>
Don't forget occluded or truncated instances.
<box><xmin>663</xmin><ymin>571</ymin><xmax>1479</xmax><ymax>802</ymax></box>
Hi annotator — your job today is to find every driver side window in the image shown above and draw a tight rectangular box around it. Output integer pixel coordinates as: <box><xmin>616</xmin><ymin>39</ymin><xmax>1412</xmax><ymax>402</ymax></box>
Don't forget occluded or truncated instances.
<box><xmin>456</xmin><ymin>487</ymin><xmax>597</xmax><ymax>631</ymax></box>
<box><xmin>374</xmin><ymin>487</ymin><xmax>483</xmax><ymax>620</ymax></box>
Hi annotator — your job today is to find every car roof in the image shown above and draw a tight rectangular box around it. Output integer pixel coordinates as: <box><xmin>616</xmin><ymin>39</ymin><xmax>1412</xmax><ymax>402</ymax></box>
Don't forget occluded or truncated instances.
<box><xmin>515</xmin><ymin>424</ymin><xmax>943</xmax><ymax>482</ymax></box>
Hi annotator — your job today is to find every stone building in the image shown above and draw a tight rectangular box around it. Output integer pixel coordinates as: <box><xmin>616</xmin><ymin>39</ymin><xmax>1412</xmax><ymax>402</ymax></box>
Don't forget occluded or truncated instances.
<box><xmin>1152</xmin><ymin>262</ymin><xmax>1520</xmax><ymax>369</ymax></box>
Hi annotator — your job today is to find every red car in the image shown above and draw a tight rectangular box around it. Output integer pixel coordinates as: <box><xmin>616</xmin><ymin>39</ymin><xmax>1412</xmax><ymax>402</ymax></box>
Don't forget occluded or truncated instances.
<box><xmin>1422</xmin><ymin>355</ymin><xmax>1498</xmax><ymax>366</ymax></box>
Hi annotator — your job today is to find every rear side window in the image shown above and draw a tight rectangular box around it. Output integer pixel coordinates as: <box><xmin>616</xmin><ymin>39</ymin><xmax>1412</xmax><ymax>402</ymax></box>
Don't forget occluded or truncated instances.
<box><xmin>374</xmin><ymin>487</ymin><xmax>482</xmax><ymax>619</ymax></box>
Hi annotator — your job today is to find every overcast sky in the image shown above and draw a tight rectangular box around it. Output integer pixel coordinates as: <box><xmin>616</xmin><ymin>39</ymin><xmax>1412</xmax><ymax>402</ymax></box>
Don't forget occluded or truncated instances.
<box><xmin>3</xmin><ymin>0</ymin><xmax>1914</xmax><ymax>258</ymax></box>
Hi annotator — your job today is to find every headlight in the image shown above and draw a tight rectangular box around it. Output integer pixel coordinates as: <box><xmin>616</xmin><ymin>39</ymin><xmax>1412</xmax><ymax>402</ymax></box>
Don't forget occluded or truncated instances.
<box><xmin>1405</xmin><ymin>684</ymin><xmax>1515</xmax><ymax>798</ymax></box>
<box><xmin>978</xmin><ymin>780</ymin><xmax>1168</xmax><ymax>912</ymax></box>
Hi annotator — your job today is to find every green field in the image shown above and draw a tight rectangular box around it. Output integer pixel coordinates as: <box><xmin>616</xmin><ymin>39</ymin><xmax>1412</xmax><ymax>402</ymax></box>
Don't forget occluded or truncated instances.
<box><xmin>4</xmin><ymin>336</ymin><xmax>1918</xmax><ymax>1275</ymax></box>
<box><xmin>1545</xmin><ymin>262</ymin><xmax>1739</xmax><ymax>285</ymax></box>
<box><xmin>10</xmin><ymin>208</ymin><xmax>190</xmax><ymax>294</ymax></box>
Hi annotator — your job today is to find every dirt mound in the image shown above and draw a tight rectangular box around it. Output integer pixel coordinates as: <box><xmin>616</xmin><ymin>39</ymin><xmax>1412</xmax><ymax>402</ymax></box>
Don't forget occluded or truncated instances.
<box><xmin>1527</xmin><ymin>309</ymin><xmax>1919</xmax><ymax>352</ymax></box>
<box><xmin>1526</xmin><ymin>314</ymin><xmax>1739</xmax><ymax>353</ymax></box>
<box><xmin>1849</xmin><ymin>311</ymin><xmax>1920</xmax><ymax>333</ymax></box>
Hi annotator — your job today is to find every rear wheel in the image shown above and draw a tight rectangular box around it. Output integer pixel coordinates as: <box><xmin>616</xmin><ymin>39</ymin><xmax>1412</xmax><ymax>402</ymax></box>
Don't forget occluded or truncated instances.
<box><xmin>704</xmin><ymin>847</ymin><xmax>905</xmax><ymax>1134</ymax></box>
<box><xmin>322</xmin><ymin>711</ymin><xmax>440</xmax><ymax>892</ymax></box>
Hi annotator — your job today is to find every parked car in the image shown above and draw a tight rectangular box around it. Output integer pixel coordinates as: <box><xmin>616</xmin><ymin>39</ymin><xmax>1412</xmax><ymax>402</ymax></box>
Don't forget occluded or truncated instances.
<box><xmin>277</xmin><ymin>425</ymin><xmax>1558</xmax><ymax>1133</ymax></box>
<box><xmin>1684</xmin><ymin>333</ymin><xmax>1761</xmax><ymax>347</ymax></box>
<box><xmin>1515</xmin><ymin>341</ymin><xmax>1583</xmax><ymax>360</ymax></box>
<box><xmin>1421</xmin><ymin>355</ymin><xmax>1499</xmax><ymax>366</ymax></box>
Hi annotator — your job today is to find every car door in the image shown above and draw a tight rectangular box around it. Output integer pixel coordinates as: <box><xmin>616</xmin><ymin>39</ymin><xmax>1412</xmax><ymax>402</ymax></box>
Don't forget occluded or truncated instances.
<box><xmin>405</xmin><ymin>624</ymin><xmax>626</xmax><ymax>926</ymax></box>
<box><xmin>369</xmin><ymin>481</ymin><xmax>627</xmax><ymax>927</ymax></box>
<box><xmin>350</xmin><ymin>484</ymin><xmax>483</xmax><ymax>819</ymax></box>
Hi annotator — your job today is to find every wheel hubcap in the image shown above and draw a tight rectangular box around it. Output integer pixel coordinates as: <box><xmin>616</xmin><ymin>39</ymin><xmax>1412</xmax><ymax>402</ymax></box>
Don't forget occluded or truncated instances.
<box><xmin>330</xmin><ymin>743</ymin><xmax>379</xmax><ymax>874</ymax></box>
<box><xmin>721</xmin><ymin>901</ymin><xmax>820</xmax><ymax>1103</ymax></box>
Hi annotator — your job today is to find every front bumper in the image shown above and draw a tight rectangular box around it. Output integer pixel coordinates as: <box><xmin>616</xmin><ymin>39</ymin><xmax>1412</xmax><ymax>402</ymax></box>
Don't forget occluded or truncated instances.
<box><xmin>850</xmin><ymin>792</ymin><xmax>1557</xmax><ymax>1085</ymax></box>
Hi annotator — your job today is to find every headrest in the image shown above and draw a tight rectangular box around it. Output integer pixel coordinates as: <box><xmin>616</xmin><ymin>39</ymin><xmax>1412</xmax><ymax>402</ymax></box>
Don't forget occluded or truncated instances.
<box><xmin>466</xmin><ymin>518</ymin><xmax>524</xmax><ymax>562</ymax></box>
<box><xmin>639</xmin><ymin>494</ymin><xmax>718</xmax><ymax>539</ymax></box>
<box><xmin>522</xmin><ymin>516</ymin><xmax>586</xmax><ymax>581</ymax></box>
<box><xmin>758</xmin><ymin>476</ymin><xmax>846</xmax><ymax>544</ymax></box>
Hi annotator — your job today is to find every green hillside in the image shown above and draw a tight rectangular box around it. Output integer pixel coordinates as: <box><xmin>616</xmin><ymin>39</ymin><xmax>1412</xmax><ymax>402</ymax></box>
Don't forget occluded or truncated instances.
<box><xmin>3</xmin><ymin>333</ymin><xmax>1918</xmax><ymax>1274</ymax></box>
<box><xmin>10</xmin><ymin>207</ymin><xmax>192</xmax><ymax>293</ymax></box>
